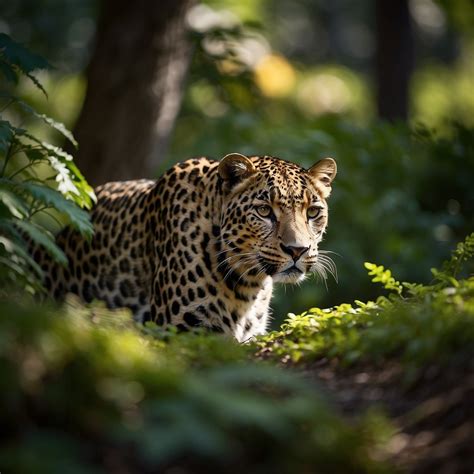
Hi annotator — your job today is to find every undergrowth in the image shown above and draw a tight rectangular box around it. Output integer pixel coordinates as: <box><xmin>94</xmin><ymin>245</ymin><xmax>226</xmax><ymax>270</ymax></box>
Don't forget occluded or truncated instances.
<box><xmin>0</xmin><ymin>34</ymin><xmax>94</xmax><ymax>294</ymax></box>
<box><xmin>256</xmin><ymin>233</ymin><xmax>474</xmax><ymax>371</ymax></box>
<box><xmin>1</xmin><ymin>234</ymin><xmax>473</xmax><ymax>472</ymax></box>
<box><xmin>0</xmin><ymin>297</ymin><xmax>391</xmax><ymax>474</ymax></box>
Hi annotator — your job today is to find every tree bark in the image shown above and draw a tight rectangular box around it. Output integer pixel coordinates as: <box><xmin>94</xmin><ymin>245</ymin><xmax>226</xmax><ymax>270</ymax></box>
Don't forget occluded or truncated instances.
<box><xmin>72</xmin><ymin>0</ymin><xmax>196</xmax><ymax>186</ymax></box>
<box><xmin>375</xmin><ymin>0</ymin><xmax>414</xmax><ymax>121</ymax></box>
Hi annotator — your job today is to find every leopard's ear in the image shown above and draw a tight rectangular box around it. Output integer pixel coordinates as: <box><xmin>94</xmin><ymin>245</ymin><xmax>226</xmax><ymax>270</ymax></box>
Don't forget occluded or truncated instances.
<box><xmin>308</xmin><ymin>157</ymin><xmax>337</xmax><ymax>198</ymax></box>
<box><xmin>218</xmin><ymin>153</ymin><xmax>256</xmax><ymax>188</ymax></box>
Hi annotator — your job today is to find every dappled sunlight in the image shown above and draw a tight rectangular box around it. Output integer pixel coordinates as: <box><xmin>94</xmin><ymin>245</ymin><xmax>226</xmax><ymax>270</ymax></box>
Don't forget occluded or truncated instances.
<box><xmin>294</xmin><ymin>66</ymin><xmax>373</xmax><ymax>121</ymax></box>
<box><xmin>410</xmin><ymin>0</ymin><xmax>446</xmax><ymax>35</ymax></box>
<box><xmin>297</xmin><ymin>73</ymin><xmax>351</xmax><ymax>114</ymax></box>
<box><xmin>412</xmin><ymin>53</ymin><xmax>474</xmax><ymax>129</ymax></box>
<box><xmin>187</xmin><ymin>3</ymin><xmax>239</xmax><ymax>32</ymax></box>
<box><xmin>254</xmin><ymin>54</ymin><xmax>296</xmax><ymax>98</ymax></box>
<box><xmin>189</xmin><ymin>82</ymin><xmax>229</xmax><ymax>117</ymax></box>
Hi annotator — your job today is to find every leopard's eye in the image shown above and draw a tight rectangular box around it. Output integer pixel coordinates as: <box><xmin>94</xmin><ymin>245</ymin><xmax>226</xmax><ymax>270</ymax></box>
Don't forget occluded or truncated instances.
<box><xmin>307</xmin><ymin>206</ymin><xmax>322</xmax><ymax>219</ymax></box>
<box><xmin>256</xmin><ymin>205</ymin><xmax>272</xmax><ymax>218</ymax></box>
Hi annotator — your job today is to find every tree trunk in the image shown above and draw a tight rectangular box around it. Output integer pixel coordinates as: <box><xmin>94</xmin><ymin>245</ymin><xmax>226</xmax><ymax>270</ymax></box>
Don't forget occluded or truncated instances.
<box><xmin>375</xmin><ymin>0</ymin><xmax>414</xmax><ymax>121</ymax></box>
<box><xmin>72</xmin><ymin>0</ymin><xmax>196</xmax><ymax>186</ymax></box>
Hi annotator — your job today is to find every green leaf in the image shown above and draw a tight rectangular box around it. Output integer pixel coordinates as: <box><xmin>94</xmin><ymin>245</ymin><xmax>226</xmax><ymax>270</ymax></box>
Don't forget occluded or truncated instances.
<box><xmin>0</xmin><ymin>59</ymin><xmax>18</xmax><ymax>84</ymax></box>
<box><xmin>0</xmin><ymin>187</ymin><xmax>29</xmax><ymax>218</ymax></box>
<box><xmin>438</xmin><ymin>232</ymin><xmax>474</xmax><ymax>279</ymax></box>
<box><xmin>0</xmin><ymin>119</ymin><xmax>15</xmax><ymax>155</ymax></box>
<box><xmin>23</xmin><ymin>146</ymin><xmax>46</xmax><ymax>162</ymax></box>
<box><xmin>364</xmin><ymin>261</ymin><xmax>403</xmax><ymax>294</ymax></box>
<box><xmin>0</xmin><ymin>33</ymin><xmax>51</xmax><ymax>95</ymax></box>
<box><xmin>20</xmin><ymin>131</ymin><xmax>74</xmax><ymax>161</ymax></box>
<box><xmin>3</xmin><ymin>131</ymin><xmax>95</xmax><ymax>209</ymax></box>
<box><xmin>1</xmin><ymin>180</ymin><xmax>93</xmax><ymax>237</ymax></box>
<box><xmin>9</xmin><ymin>97</ymin><xmax>78</xmax><ymax>148</ymax></box>
<box><xmin>14</xmin><ymin>219</ymin><xmax>67</xmax><ymax>266</ymax></box>
<box><xmin>5</xmin><ymin>124</ymin><xmax>95</xmax><ymax>208</ymax></box>
<box><xmin>61</xmin><ymin>160</ymin><xmax>96</xmax><ymax>209</ymax></box>
<box><xmin>0</xmin><ymin>230</ymin><xmax>43</xmax><ymax>278</ymax></box>
<box><xmin>0</xmin><ymin>34</ymin><xmax>51</xmax><ymax>72</ymax></box>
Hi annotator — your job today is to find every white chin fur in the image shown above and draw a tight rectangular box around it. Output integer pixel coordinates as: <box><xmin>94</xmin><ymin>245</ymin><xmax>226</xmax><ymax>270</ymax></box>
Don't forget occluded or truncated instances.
<box><xmin>273</xmin><ymin>272</ymin><xmax>307</xmax><ymax>284</ymax></box>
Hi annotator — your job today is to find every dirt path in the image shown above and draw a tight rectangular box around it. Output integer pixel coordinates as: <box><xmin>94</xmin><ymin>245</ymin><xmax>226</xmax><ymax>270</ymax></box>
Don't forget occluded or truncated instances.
<box><xmin>301</xmin><ymin>358</ymin><xmax>474</xmax><ymax>473</ymax></box>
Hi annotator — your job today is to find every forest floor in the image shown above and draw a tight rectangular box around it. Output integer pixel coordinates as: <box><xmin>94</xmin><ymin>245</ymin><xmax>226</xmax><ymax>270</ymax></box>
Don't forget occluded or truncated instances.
<box><xmin>299</xmin><ymin>357</ymin><xmax>474</xmax><ymax>474</ymax></box>
<box><xmin>2</xmin><ymin>294</ymin><xmax>473</xmax><ymax>473</ymax></box>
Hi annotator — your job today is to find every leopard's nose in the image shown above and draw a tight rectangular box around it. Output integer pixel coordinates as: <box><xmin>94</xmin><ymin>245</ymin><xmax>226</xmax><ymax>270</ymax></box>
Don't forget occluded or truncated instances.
<box><xmin>280</xmin><ymin>244</ymin><xmax>309</xmax><ymax>261</ymax></box>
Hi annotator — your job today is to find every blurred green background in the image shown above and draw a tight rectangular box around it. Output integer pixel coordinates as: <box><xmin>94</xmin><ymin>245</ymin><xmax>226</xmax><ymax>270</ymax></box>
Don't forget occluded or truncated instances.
<box><xmin>2</xmin><ymin>0</ymin><xmax>474</xmax><ymax>324</ymax></box>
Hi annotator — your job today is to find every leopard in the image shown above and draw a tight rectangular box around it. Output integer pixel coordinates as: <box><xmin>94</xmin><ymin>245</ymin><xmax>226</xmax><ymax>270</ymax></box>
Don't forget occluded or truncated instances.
<box><xmin>33</xmin><ymin>153</ymin><xmax>337</xmax><ymax>342</ymax></box>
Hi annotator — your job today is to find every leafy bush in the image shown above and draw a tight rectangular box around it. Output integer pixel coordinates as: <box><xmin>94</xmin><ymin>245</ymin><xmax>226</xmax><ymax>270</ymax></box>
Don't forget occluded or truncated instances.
<box><xmin>257</xmin><ymin>233</ymin><xmax>474</xmax><ymax>371</ymax></box>
<box><xmin>0</xmin><ymin>34</ymin><xmax>94</xmax><ymax>293</ymax></box>
<box><xmin>0</xmin><ymin>298</ymin><xmax>391</xmax><ymax>474</ymax></box>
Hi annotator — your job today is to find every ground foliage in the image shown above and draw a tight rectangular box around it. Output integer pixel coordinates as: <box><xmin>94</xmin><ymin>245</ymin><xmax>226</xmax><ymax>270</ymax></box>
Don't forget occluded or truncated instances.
<box><xmin>256</xmin><ymin>233</ymin><xmax>474</xmax><ymax>372</ymax></box>
<box><xmin>0</xmin><ymin>298</ymin><xmax>392</xmax><ymax>474</ymax></box>
<box><xmin>1</xmin><ymin>234</ymin><xmax>473</xmax><ymax>473</ymax></box>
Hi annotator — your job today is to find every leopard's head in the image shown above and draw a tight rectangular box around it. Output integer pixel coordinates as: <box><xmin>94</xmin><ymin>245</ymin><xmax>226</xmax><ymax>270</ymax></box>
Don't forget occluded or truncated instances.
<box><xmin>218</xmin><ymin>153</ymin><xmax>337</xmax><ymax>284</ymax></box>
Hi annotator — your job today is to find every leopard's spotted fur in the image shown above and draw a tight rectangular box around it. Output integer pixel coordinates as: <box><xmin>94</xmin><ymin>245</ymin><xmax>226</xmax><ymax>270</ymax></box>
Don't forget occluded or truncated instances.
<box><xmin>34</xmin><ymin>154</ymin><xmax>337</xmax><ymax>341</ymax></box>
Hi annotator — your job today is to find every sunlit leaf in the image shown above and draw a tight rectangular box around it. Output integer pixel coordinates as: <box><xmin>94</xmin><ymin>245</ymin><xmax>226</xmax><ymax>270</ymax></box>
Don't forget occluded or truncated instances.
<box><xmin>0</xmin><ymin>188</ymin><xmax>29</xmax><ymax>218</ymax></box>
<box><xmin>7</xmin><ymin>96</ymin><xmax>78</xmax><ymax>147</ymax></box>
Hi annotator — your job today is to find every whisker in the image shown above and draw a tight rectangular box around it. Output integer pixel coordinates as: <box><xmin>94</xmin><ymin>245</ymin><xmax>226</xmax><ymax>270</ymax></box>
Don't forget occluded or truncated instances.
<box><xmin>317</xmin><ymin>254</ymin><xmax>338</xmax><ymax>282</ymax></box>
<box><xmin>216</xmin><ymin>252</ymin><xmax>255</xmax><ymax>271</ymax></box>
<box><xmin>314</xmin><ymin>262</ymin><xmax>329</xmax><ymax>291</ymax></box>
<box><xmin>215</xmin><ymin>240</ymin><xmax>236</xmax><ymax>256</ymax></box>
<box><xmin>318</xmin><ymin>257</ymin><xmax>336</xmax><ymax>275</ymax></box>
<box><xmin>235</xmin><ymin>261</ymin><xmax>260</xmax><ymax>286</ymax></box>
<box><xmin>317</xmin><ymin>263</ymin><xmax>336</xmax><ymax>285</ymax></box>
<box><xmin>217</xmin><ymin>251</ymin><xmax>254</xmax><ymax>264</ymax></box>
<box><xmin>319</xmin><ymin>249</ymin><xmax>342</xmax><ymax>258</ymax></box>
<box><xmin>255</xmin><ymin>265</ymin><xmax>268</xmax><ymax>280</ymax></box>
<box><xmin>222</xmin><ymin>256</ymin><xmax>255</xmax><ymax>282</ymax></box>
